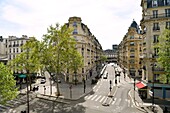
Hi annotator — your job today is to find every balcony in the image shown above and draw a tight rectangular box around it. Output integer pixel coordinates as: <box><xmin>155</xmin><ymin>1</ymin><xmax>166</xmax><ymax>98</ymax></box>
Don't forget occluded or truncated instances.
<box><xmin>143</xmin><ymin>13</ymin><xmax>170</xmax><ymax>21</ymax></box>
<box><xmin>153</xmin><ymin>67</ymin><xmax>164</xmax><ymax>73</ymax></box>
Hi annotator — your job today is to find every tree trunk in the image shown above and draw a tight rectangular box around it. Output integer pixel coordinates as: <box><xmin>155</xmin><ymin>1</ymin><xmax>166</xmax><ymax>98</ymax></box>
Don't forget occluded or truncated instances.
<box><xmin>56</xmin><ymin>72</ymin><xmax>60</xmax><ymax>97</ymax></box>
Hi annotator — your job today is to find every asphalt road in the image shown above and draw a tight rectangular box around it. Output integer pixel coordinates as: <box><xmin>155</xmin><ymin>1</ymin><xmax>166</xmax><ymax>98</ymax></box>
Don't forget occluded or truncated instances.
<box><xmin>1</xmin><ymin>64</ymin><xmax>145</xmax><ymax>113</ymax></box>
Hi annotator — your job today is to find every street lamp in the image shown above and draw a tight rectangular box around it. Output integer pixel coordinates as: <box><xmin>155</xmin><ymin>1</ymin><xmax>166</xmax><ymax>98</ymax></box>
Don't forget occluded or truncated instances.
<box><xmin>44</xmin><ymin>86</ymin><xmax>46</xmax><ymax>95</ymax></box>
<box><xmin>109</xmin><ymin>80</ymin><xmax>112</xmax><ymax>92</ymax></box>
<box><xmin>133</xmin><ymin>73</ymin><xmax>136</xmax><ymax>101</ymax></box>
<box><xmin>151</xmin><ymin>62</ymin><xmax>156</xmax><ymax>112</ymax></box>
<box><xmin>83</xmin><ymin>78</ymin><xmax>86</xmax><ymax>93</ymax></box>
<box><xmin>49</xmin><ymin>77</ymin><xmax>52</xmax><ymax>95</ymax></box>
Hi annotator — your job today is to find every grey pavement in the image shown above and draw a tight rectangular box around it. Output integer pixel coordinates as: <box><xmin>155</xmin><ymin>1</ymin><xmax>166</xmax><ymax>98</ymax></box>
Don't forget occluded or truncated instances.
<box><xmin>4</xmin><ymin>64</ymin><xmax>167</xmax><ymax>113</ymax></box>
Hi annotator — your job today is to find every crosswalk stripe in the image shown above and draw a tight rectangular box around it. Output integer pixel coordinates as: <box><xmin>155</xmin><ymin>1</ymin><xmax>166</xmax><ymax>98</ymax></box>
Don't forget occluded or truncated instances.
<box><xmin>84</xmin><ymin>95</ymin><xmax>88</xmax><ymax>99</ymax></box>
<box><xmin>112</xmin><ymin>98</ymin><xmax>117</xmax><ymax>105</ymax></box>
<box><xmin>91</xmin><ymin>95</ymin><xmax>98</xmax><ymax>101</ymax></box>
<box><xmin>95</xmin><ymin>95</ymin><xmax>101</xmax><ymax>101</ymax></box>
<box><xmin>99</xmin><ymin>96</ymin><xmax>106</xmax><ymax>103</ymax></box>
<box><xmin>87</xmin><ymin>95</ymin><xmax>93</xmax><ymax>100</ymax></box>
<box><xmin>12</xmin><ymin>110</ymin><xmax>16</xmax><ymax>113</ymax></box>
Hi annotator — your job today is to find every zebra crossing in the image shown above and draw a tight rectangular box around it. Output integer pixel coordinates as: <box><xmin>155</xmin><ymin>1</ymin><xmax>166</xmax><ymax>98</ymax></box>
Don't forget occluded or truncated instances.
<box><xmin>84</xmin><ymin>94</ymin><xmax>131</xmax><ymax>107</ymax></box>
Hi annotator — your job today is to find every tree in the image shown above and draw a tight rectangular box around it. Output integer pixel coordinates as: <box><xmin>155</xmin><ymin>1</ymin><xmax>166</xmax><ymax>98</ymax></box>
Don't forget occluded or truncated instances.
<box><xmin>156</xmin><ymin>29</ymin><xmax>170</xmax><ymax>84</ymax></box>
<box><xmin>8</xmin><ymin>37</ymin><xmax>42</xmax><ymax>89</ymax></box>
<box><xmin>42</xmin><ymin>24</ymin><xmax>81</xmax><ymax>95</ymax></box>
<box><xmin>0</xmin><ymin>63</ymin><xmax>18</xmax><ymax>104</ymax></box>
<box><xmin>67</xmin><ymin>47</ymin><xmax>83</xmax><ymax>85</ymax></box>
<box><xmin>100</xmin><ymin>55</ymin><xmax>107</xmax><ymax>63</ymax></box>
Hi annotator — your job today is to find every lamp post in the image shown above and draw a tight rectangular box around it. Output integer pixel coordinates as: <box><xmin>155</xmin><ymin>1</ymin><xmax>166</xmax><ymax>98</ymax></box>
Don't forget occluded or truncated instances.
<box><xmin>151</xmin><ymin>63</ymin><xmax>155</xmax><ymax>112</ymax></box>
<box><xmin>44</xmin><ymin>86</ymin><xmax>46</xmax><ymax>95</ymax></box>
<box><xmin>150</xmin><ymin>53</ymin><xmax>156</xmax><ymax>112</ymax></box>
<box><xmin>109</xmin><ymin>80</ymin><xmax>112</xmax><ymax>92</ymax></box>
<box><xmin>134</xmin><ymin>74</ymin><xmax>136</xmax><ymax>101</ymax></box>
<box><xmin>50</xmin><ymin>77</ymin><xmax>52</xmax><ymax>95</ymax></box>
<box><xmin>83</xmin><ymin>78</ymin><xmax>86</xmax><ymax>93</ymax></box>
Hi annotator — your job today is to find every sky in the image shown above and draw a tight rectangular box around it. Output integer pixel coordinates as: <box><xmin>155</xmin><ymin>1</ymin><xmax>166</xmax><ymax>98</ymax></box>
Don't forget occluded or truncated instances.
<box><xmin>0</xmin><ymin>0</ymin><xmax>142</xmax><ymax>50</ymax></box>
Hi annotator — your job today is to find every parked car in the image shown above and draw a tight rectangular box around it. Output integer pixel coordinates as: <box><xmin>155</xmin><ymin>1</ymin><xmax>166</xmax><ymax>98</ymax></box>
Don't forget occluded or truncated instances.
<box><xmin>40</xmin><ymin>79</ymin><xmax>46</xmax><ymax>84</ymax></box>
<box><xmin>58</xmin><ymin>79</ymin><xmax>61</xmax><ymax>83</ymax></box>
<box><xmin>103</xmin><ymin>71</ymin><xmax>108</xmax><ymax>79</ymax></box>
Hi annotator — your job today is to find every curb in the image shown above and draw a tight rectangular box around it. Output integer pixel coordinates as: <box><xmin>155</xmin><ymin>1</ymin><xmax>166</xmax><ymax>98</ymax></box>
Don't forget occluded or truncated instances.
<box><xmin>128</xmin><ymin>89</ymin><xmax>151</xmax><ymax>113</ymax></box>
<box><xmin>35</xmin><ymin>88</ymin><xmax>94</xmax><ymax>102</ymax></box>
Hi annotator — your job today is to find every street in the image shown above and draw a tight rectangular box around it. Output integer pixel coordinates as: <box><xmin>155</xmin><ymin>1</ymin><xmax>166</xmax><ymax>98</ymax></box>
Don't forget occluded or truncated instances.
<box><xmin>1</xmin><ymin>64</ymin><xmax>147</xmax><ymax>113</ymax></box>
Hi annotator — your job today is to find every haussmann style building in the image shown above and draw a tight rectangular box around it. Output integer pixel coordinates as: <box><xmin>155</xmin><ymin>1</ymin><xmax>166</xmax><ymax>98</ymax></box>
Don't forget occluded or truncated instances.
<box><xmin>65</xmin><ymin>16</ymin><xmax>103</xmax><ymax>83</ymax></box>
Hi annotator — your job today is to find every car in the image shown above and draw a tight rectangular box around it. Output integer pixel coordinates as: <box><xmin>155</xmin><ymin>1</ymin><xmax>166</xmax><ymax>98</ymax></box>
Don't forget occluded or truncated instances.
<box><xmin>58</xmin><ymin>79</ymin><xmax>61</xmax><ymax>83</ymax></box>
<box><xmin>40</xmin><ymin>79</ymin><xmax>46</xmax><ymax>84</ymax></box>
<box><xmin>103</xmin><ymin>71</ymin><xmax>108</xmax><ymax>79</ymax></box>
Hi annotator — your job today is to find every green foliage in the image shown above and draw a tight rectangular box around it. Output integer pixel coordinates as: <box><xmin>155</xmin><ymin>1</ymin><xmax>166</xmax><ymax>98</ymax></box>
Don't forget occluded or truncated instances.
<box><xmin>8</xmin><ymin>37</ymin><xmax>42</xmax><ymax>74</ymax></box>
<box><xmin>156</xmin><ymin>29</ymin><xmax>170</xmax><ymax>84</ymax></box>
<box><xmin>42</xmin><ymin>23</ymin><xmax>82</xmax><ymax>95</ymax></box>
<box><xmin>100</xmin><ymin>55</ymin><xmax>107</xmax><ymax>62</ymax></box>
<box><xmin>0</xmin><ymin>63</ymin><xmax>18</xmax><ymax>104</ymax></box>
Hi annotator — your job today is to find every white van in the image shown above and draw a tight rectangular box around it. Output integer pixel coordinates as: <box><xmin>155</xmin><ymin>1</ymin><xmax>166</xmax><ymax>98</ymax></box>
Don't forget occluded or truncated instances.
<box><xmin>103</xmin><ymin>71</ymin><xmax>108</xmax><ymax>79</ymax></box>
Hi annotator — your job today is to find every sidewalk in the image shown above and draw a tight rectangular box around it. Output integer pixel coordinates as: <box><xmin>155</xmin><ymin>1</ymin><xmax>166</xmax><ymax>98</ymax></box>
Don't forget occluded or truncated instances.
<box><xmin>126</xmin><ymin>77</ymin><xmax>164</xmax><ymax>113</ymax></box>
<box><xmin>20</xmin><ymin>68</ymin><xmax>102</xmax><ymax>101</ymax></box>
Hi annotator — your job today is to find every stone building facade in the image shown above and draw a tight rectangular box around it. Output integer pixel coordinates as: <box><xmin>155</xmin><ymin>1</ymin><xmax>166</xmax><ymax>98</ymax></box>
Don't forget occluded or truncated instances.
<box><xmin>140</xmin><ymin>0</ymin><xmax>170</xmax><ymax>82</ymax></box>
<box><xmin>118</xmin><ymin>20</ymin><xmax>143</xmax><ymax>78</ymax></box>
<box><xmin>65</xmin><ymin>17</ymin><xmax>103</xmax><ymax>83</ymax></box>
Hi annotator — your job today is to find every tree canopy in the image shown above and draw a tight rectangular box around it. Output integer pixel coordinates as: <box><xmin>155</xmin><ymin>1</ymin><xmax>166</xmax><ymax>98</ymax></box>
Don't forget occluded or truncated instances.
<box><xmin>0</xmin><ymin>63</ymin><xmax>18</xmax><ymax>104</ymax></box>
<box><xmin>156</xmin><ymin>29</ymin><xmax>170</xmax><ymax>84</ymax></box>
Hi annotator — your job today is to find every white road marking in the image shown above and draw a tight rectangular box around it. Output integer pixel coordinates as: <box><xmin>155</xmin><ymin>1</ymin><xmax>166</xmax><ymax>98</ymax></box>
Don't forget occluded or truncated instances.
<box><xmin>95</xmin><ymin>88</ymin><xmax>99</xmax><ymax>92</ymax></box>
<box><xmin>93</xmin><ymin>86</ymin><xmax>96</xmax><ymax>89</ymax></box>
<box><xmin>87</xmin><ymin>95</ymin><xmax>93</xmax><ymax>100</ymax></box>
<box><xmin>99</xmin><ymin>96</ymin><xmax>106</xmax><ymax>103</ymax></box>
<box><xmin>95</xmin><ymin>95</ymin><xmax>101</xmax><ymax>101</ymax></box>
<box><xmin>103</xmin><ymin>97</ymin><xmax>108</xmax><ymax>103</ymax></box>
<box><xmin>13</xmin><ymin>110</ymin><xmax>16</xmax><ymax>113</ymax></box>
<box><xmin>112</xmin><ymin>98</ymin><xmax>117</xmax><ymax>105</ymax></box>
<box><xmin>84</xmin><ymin>95</ymin><xmax>88</xmax><ymax>99</ymax></box>
<box><xmin>109</xmin><ymin>98</ymin><xmax>113</xmax><ymax>105</ymax></box>
<box><xmin>91</xmin><ymin>95</ymin><xmax>98</xmax><ymax>100</ymax></box>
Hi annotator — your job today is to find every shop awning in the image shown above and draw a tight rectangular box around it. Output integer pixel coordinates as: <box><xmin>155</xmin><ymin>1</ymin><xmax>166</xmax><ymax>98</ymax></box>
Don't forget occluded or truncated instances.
<box><xmin>136</xmin><ymin>82</ymin><xmax>146</xmax><ymax>89</ymax></box>
<box><xmin>18</xmin><ymin>74</ymin><xmax>27</xmax><ymax>78</ymax></box>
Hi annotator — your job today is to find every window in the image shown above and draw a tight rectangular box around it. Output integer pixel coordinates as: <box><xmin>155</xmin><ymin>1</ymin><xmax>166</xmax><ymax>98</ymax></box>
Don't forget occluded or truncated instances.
<box><xmin>153</xmin><ymin>23</ymin><xmax>160</xmax><ymax>31</ymax></box>
<box><xmin>152</xmin><ymin>0</ymin><xmax>158</xmax><ymax>7</ymax></box>
<box><xmin>130</xmin><ymin>54</ymin><xmax>135</xmax><ymax>58</ymax></box>
<box><xmin>13</xmin><ymin>48</ymin><xmax>15</xmax><ymax>53</ymax></box>
<box><xmin>73</xmin><ymin>22</ymin><xmax>77</xmax><ymax>27</ymax></box>
<box><xmin>154</xmin><ymin>47</ymin><xmax>159</xmax><ymax>56</ymax></box>
<box><xmin>130</xmin><ymin>42</ymin><xmax>135</xmax><ymax>46</ymax></box>
<box><xmin>153</xmin><ymin>35</ymin><xmax>159</xmax><ymax>43</ymax></box>
<box><xmin>17</xmin><ymin>48</ymin><xmax>18</xmax><ymax>53</ymax></box>
<box><xmin>165</xmin><ymin>9</ymin><xmax>170</xmax><ymax>17</ymax></box>
<box><xmin>130</xmin><ymin>48</ymin><xmax>135</xmax><ymax>52</ymax></box>
<box><xmin>9</xmin><ymin>48</ymin><xmax>11</xmax><ymax>53</ymax></box>
<box><xmin>73</xmin><ymin>29</ymin><xmax>78</xmax><ymax>34</ymax></box>
<box><xmin>153</xmin><ymin>10</ymin><xmax>158</xmax><ymax>18</ymax></box>
<box><xmin>82</xmin><ymin>68</ymin><xmax>84</xmax><ymax>73</ymax></box>
<box><xmin>166</xmin><ymin>21</ymin><xmax>170</xmax><ymax>29</ymax></box>
<box><xmin>130</xmin><ymin>36</ymin><xmax>134</xmax><ymax>39</ymax></box>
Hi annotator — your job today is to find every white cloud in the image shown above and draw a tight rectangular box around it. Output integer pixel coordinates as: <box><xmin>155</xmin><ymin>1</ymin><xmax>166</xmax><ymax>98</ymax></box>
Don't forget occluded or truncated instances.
<box><xmin>0</xmin><ymin>0</ymin><xmax>142</xmax><ymax>50</ymax></box>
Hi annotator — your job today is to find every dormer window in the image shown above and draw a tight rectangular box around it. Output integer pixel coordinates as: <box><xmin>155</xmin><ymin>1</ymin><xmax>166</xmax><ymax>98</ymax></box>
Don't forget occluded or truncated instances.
<box><xmin>152</xmin><ymin>0</ymin><xmax>158</xmax><ymax>7</ymax></box>
<box><xmin>73</xmin><ymin>22</ymin><xmax>77</xmax><ymax>27</ymax></box>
